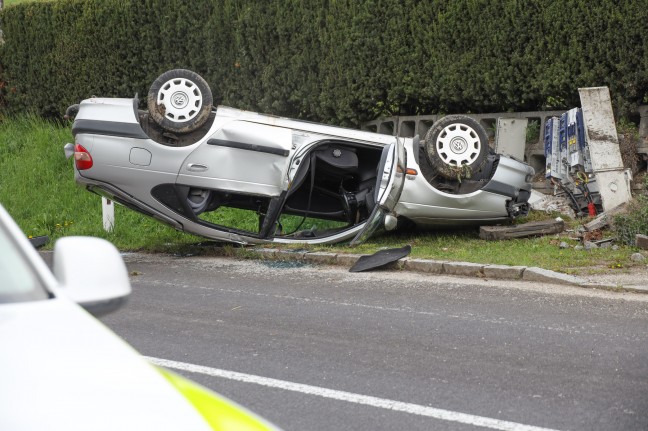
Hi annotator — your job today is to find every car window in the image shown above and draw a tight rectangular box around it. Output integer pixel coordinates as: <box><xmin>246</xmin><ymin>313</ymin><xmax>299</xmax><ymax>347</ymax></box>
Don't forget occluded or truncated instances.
<box><xmin>0</xmin><ymin>225</ymin><xmax>49</xmax><ymax>303</ymax></box>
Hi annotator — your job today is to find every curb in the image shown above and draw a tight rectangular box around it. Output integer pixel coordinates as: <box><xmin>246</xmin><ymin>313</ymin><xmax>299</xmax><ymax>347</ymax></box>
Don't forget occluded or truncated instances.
<box><xmin>39</xmin><ymin>248</ymin><xmax>647</xmax><ymax>294</ymax></box>
<box><xmin>250</xmin><ymin>248</ymin><xmax>648</xmax><ymax>294</ymax></box>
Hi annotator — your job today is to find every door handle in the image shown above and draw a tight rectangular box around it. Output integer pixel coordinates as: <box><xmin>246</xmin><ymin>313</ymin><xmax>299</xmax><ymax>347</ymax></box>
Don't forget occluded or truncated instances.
<box><xmin>187</xmin><ymin>163</ymin><xmax>208</xmax><ymax>172</ymax></box>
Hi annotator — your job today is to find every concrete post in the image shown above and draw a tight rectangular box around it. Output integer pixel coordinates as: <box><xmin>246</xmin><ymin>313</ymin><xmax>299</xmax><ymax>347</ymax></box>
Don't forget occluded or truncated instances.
<box><xmin>638</xmin><ymin>105</ymin><xmax>648</xmax><ymax>139</ymax></box>
<box><xmin>494</xmin><ymin>118</ymin><xmax>528</xmax><ymax>160</ymax></box>
<box><xmin>579</xmin><ymin>87</ymin><xmax>632</xmax><ymax>212</ymax></box>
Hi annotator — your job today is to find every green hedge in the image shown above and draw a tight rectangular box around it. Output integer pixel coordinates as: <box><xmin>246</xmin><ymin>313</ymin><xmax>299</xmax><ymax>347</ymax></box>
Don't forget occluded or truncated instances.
<box><xmin>1</xmin><ymin>0</ymin><xmax>647</xmax><ymax>125</ymax></box>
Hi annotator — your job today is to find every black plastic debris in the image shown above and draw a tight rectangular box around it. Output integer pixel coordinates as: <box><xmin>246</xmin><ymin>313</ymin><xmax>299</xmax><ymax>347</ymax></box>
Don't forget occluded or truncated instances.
<box><xmin>349</xmin><ymin>245</ymin><xmax>411</xmax><ymax>273</ymax></box>
<box><xmin>29</xmin><ymin>235</ymin><xmax>49</xmax><ymax>249</ymax></box>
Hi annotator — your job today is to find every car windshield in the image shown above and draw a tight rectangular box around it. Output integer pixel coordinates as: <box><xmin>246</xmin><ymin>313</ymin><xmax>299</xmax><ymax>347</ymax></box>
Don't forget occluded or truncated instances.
<box><xmin>0</xmin><ymin>225</ymin><xmax>49</xmax><ymax>303</ymax></box>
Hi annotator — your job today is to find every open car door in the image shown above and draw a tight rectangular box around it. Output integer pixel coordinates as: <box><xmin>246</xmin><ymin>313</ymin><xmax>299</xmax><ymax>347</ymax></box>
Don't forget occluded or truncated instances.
<box><xmin>270</xmin><ymin>135</ymin><xmax>406</xmax><ymax>245</ymax></box>
<box><xmin>349</xmin><ymin>138</ymin><xmax>406</xmax><ymax>246</ymax></box>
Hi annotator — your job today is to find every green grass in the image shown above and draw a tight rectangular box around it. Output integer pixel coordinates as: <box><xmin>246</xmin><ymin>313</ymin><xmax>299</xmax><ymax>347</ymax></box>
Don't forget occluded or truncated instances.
<box><xmin>196</xmin><ymin>202</ymin><xmax>348</xmax><ymax>235</ymax></box>
<box><xmin>0</xmin><ymin>115</ymin><xmax>643</xmax><ymax>274</ymax></box>
<box><xmin>198</xmin><ymin>208</ymin><xmax>261</xmax><ymax>234</ymax></box>
<box><xmin>277</xmin><ymin>214</ymin><xmax>348</xmax><ymax>235</ymax></box>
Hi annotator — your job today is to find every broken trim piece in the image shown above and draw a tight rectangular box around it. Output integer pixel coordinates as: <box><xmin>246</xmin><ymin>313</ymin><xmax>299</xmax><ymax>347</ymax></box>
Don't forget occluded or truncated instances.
<box><xmin>349</xmin><ymin>245</ymin><xmax>412</xmax><ymax>272</ymax></box>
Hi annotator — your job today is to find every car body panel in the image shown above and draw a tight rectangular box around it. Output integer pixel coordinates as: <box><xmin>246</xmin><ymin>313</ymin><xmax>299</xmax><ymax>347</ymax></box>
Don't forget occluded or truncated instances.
<box><xmin>178</xmin><ymin>121</ymin><xmax>294</xmax><ymax>197</ymax></box>
<box><xmin>0</xmin><ymin>299</ymin><xmax>214</xmax><ymax>431</ymax></box>
<box><xmin>159</xmin><ymin>367</ymin><xmax>280</xmax><ymax>431</ymax></box>
<box><xmin>351</xmin><ymin>140</ymin><xmax>406</xmax><ymax>245</ymax></box>
<box><xmin>75</xmin><ymin>97</ymin><xmax>140</xmax><ymax>124</ymax></box>
<box><xmin>394</xmin><ymin>139</ymin><xmax>533</xmax><ymax>224</ymax></box>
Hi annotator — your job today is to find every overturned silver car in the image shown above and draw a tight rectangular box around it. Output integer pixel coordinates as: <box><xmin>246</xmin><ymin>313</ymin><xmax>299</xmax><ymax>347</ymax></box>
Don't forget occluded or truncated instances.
<box><xmin>65</xmin><ymin>69</ymin><xmax>533</xmax><ymax>245</ymax></box>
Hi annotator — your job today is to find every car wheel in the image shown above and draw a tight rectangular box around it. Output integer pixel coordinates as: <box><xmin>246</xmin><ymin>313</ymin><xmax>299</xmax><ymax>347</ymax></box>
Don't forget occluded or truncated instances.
<box><xmin>147</xmin><ymin>69</ymin><xmax>213</xmax><ymax>134</ymax></box>
<box><xmin>186</xmin><ymin>188</ymin><xmax>211</xmax><ymax>215</ymax></box>
<box><xmin>423</xmin><ymin>115</ymin><xmax>489</xmax><ymax>180</ymax></box>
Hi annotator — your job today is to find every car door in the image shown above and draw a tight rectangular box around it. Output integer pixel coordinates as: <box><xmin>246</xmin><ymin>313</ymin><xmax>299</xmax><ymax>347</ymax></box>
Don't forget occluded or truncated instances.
<box><xmin>177</xmin><ymin>120</ymin><xmax>295</xmax><ymax>197</ymax></box>
<box><xmin>349</xmin><ymin>137</ymin><xmax>406</xmax><ymax>245</ymax></box>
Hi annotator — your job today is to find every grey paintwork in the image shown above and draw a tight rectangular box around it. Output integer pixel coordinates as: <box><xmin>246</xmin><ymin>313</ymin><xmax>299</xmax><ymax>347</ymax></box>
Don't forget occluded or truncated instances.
<box><xmin>69</xmin><ymin>97</ymin><xmax>533</xmax><ymax>245</ymax></box>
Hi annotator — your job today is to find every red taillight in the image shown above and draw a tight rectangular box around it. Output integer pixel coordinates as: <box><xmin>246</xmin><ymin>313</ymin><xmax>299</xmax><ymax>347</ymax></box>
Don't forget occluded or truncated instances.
<box><xmin>74</xmin><ymin>143</ymin><xmax>93</xmax><ymax>170</ymax></box>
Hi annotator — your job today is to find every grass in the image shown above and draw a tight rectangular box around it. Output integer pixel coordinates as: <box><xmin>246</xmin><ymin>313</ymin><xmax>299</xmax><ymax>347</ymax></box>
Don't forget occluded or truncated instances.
<box><xmin>198</xmin><ymin>207</ymin><xmax>261</xmax><ymax>233</ymax></box>
<box><xmin>197</xmin><ymin>202</ymin><xmax>348</xmax><ymax>235</ymax></box>
<box><xmin>0</xmin><ymin>115</ymin><xmax>643</xmax><ymax>274</ymax></box>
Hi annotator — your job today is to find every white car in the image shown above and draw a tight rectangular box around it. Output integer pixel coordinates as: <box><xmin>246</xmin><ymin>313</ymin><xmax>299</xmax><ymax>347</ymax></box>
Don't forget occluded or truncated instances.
<box><xmin>0</xmin><ymin>203</ymin><xmax>279</xmax><ymax>431</ymax></box>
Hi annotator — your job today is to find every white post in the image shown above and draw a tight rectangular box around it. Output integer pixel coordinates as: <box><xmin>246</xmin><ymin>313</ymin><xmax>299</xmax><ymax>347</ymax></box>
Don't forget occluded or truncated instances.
<box><xmin>102</xmin><ymin>197</ymin><xmax>115</xmax><ymax>232</ymax></box>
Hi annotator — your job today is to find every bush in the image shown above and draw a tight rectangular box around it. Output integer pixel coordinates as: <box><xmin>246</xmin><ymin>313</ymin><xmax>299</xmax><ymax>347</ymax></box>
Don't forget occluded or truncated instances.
<box><xmin>614</xmin><ymin>175</ymin><xmax>648</xmax><ymax>246</ymax></box>
<box><xmin>614</xmin><ymin>197</ymin><xmax>648</xmax><ymax>245</ymax></box>
<box><xmin>1</xmin><ymin>0</ymin><xmax>647</xmax><ymax>125</ymax></box>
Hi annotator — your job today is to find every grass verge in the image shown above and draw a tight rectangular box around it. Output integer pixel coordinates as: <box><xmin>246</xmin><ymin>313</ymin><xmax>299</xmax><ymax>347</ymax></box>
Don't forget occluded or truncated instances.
<box><xmin>0</xmin><ymin>115</ymin><xmax>643</xmax><ymax>275</ymax></box>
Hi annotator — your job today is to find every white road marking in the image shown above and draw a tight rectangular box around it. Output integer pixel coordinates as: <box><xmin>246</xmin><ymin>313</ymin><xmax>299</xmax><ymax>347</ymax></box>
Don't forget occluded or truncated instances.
<box><xmin>147</xmin><ymin>356</ymin><xmax>561</xmax><ymax>431</ymax></box>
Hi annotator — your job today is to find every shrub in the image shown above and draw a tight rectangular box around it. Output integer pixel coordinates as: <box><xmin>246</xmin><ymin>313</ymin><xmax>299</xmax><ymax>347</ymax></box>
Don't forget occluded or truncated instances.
<box><xmin>1</xmin><ymin>0</ymin><xmax>647</xmax><ymax>125</ymax></box>
<box><xmin>614</xmin><ymin>175</ymin><xmax>648</xmax><ymax>246</ymax></box>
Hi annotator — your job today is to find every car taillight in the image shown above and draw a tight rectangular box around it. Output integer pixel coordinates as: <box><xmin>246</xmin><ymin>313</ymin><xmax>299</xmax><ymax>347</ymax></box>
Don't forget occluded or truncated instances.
<box><xmin>74</xmin><ymin>144</ymin><xmax>93</xmax><ymax>170</ymax></box>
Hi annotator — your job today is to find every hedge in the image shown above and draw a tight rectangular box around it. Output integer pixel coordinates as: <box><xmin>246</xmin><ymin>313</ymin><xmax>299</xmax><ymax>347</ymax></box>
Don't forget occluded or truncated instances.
<box><xmin>1</xmin><ymin>0</ymin><xmax>647</xmax><ymax>125</ymax></box>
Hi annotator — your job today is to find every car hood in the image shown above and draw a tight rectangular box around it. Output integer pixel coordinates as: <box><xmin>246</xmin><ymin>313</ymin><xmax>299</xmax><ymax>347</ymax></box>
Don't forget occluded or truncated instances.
<box><xmin>0</xmin><ymin>298</ymin><xmax>212</xmax><ymax>431</ymax></box>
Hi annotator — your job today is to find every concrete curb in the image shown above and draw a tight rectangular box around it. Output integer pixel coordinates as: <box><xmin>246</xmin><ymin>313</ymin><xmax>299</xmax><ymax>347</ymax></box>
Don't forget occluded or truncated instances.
<box><xmin>522</xmin><ymin>267</ymin><xmax>585</xmax><ymax>286</ymax></box>
<box><xmin>249</xmin><ymin>248</ymin><xmax>648</xmax><ymax>294</ymax></box>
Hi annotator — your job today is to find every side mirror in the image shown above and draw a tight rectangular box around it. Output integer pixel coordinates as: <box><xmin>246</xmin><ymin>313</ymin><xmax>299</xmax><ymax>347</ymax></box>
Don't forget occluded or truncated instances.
<box><xmin>53</xmin><ymin>237</ymin><xmax>131</xmax><ymax>316</ymax></box>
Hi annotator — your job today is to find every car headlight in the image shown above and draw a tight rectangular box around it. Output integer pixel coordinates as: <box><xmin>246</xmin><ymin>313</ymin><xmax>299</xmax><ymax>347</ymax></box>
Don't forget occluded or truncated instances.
<box><xmin>156</xmin><ymin>367</ymin><xmax>280</xmax><ymax>431</ymax></box>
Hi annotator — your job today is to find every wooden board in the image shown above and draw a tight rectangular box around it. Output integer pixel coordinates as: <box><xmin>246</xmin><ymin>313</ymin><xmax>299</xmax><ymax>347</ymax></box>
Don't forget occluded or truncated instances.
<box><xmin>636</xmin><ymin>234</ymin><xmax>648</xmax><ymax>250</ymax></box>
<box><xmin>479</xmin><ymin>220</ymin><xmax>565</xmax><ymax>240</ymax></box>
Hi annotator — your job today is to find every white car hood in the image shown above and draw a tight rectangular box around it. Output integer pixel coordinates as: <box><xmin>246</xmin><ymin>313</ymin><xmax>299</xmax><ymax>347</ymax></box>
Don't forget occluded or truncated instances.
<box><xmin>0</xmin><ymin>298</ymin><xmax>212</xmax><ymax>431</ymax></box>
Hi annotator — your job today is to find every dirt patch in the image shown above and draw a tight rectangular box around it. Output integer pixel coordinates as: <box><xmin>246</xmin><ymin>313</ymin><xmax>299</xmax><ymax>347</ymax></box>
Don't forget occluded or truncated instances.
<box><xmin>582</xmin><ymin>229</ymin><xmax>603</xmax><ymax>242</ymax></box>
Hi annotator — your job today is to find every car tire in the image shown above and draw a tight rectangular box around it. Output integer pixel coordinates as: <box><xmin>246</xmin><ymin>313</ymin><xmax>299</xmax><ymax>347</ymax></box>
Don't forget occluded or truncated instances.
<box><xmin>186</xmin><ymin>188</ymin><xmax>211</xmax><ymax>215</ymax></box>
<box><xmin>147</xmin><ymin>69</ymin><xmax>213</xmax><ymax>134</ymax></box>
<box><xmin>423</xmin><ymin>115</ymin><xmax>489</xmax><ymax>180</ymax></box>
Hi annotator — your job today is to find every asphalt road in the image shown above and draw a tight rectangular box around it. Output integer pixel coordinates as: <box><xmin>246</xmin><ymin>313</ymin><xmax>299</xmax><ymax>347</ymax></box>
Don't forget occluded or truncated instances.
<box><xmin>99</xmin><ymin>253</ymin><xmax>648</xmax><ymax>431</ymax></box>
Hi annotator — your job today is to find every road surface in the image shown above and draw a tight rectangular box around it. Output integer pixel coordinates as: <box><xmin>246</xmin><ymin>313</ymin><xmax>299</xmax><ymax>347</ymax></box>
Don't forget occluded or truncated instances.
<box><xmin>100</xmin><ymin>253</ymin><xmax>648</xmax><ymax>430</ymax></box>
